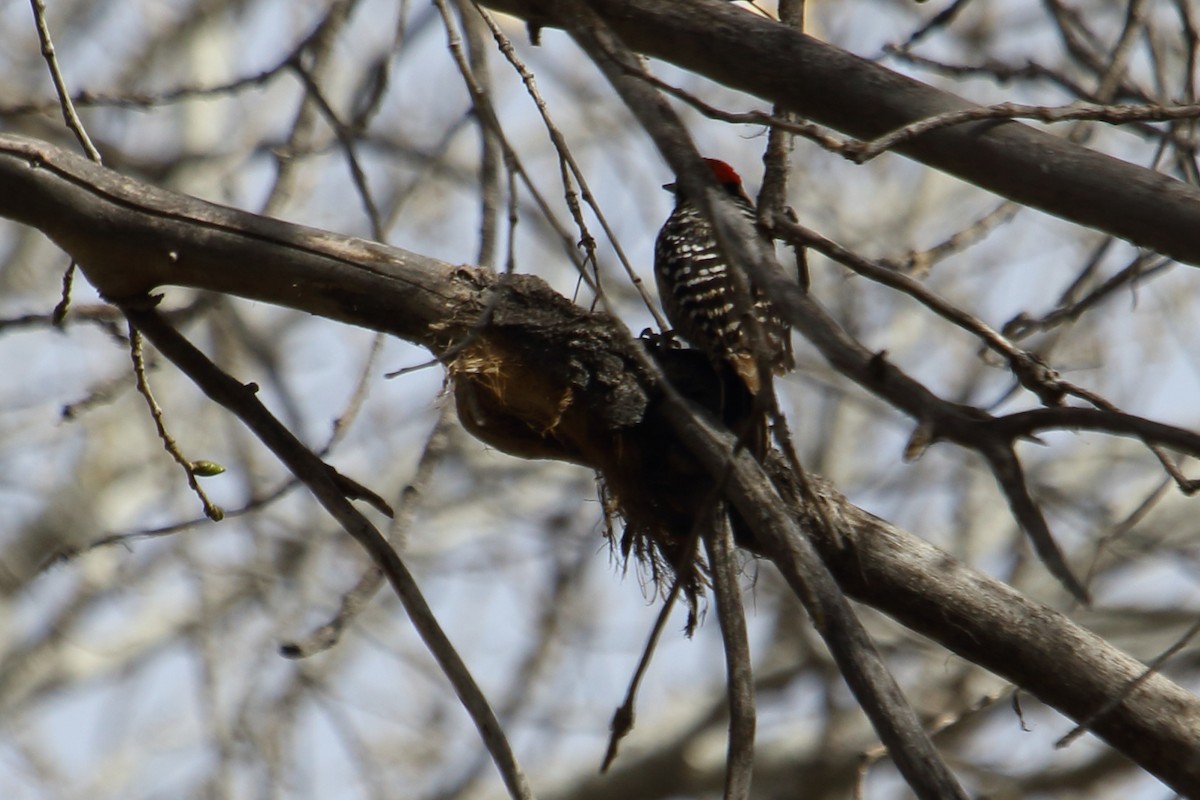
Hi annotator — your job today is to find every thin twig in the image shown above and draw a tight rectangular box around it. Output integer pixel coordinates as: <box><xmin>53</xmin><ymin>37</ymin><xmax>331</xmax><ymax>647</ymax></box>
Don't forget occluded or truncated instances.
<box><xmin>891</xmin><ymin>0</ymin><xmax>979</xmax><ymax>52</ymax></box>
<box><xmin>458</xmin><ymin>0</ymin><xmax>503</xmax><ymax>269</ymax></box>
<box><xmin>280</xmin><ymin>406</ymin><xmax>455</xmax><ymax>658</ymax></box>
<box><xmin>432</xmin><ymin>0</ymin><xmax>599</xmax><ymax>292</ymax></box>
<box><xmin>1057</xmin><ymin>617</ymin><xmax>1200</xmax><ymax>748</ymax></box>
<box><xmin>30</xmin><ymin>0</ymin><xmax>100</xmax><ymax>333</ymax></box>
<box><xmin>1</xmin><ymin>60</ymin><xmax>293</xmax><ymax>117</ymax></box>
<box><xmin>289</xmin><ymin>62</ymin><xmax>385</xmax><ymax>241</ymax></box>
<box><xmin>884</xmin><ymin>200</ymin><xmax>1021</xmax><ymax>277</ymax></box>
<box><xmin>602</xmin><ymin>546</ymin><xmax>697</xmax><ymax>772</ymax></box>
<box><xmin>29</xmin><ymin>0</ymin><xmax>101</xmax><ymax>162</ymax></box>
<box><xmin>703</xmin><ymin>513</ymin><xmax>755</xmax><ymax>800</ymax></box>
<box><xmin>636</xmin><ymin>68</ymin><xmax>853</xmax><ymax>155</ymax></box>
<box><xmin>126</xmin><ymin>319</ymin><xmax>224</xmax><ymax>521</ymax></box>
<box><xmin>848</xmin><ymin>100</ymin><xmax>1200</xmax><ymax>162</ymax></box>
<box><xmin>474</xmin><ymin>3</ymin><xmax>668</xmax><ymax>327</ymax></box>
<box><xmin>775</xmin><ymin>215</ymin><xmax>1070</xmax><ymax>408</ymax></box>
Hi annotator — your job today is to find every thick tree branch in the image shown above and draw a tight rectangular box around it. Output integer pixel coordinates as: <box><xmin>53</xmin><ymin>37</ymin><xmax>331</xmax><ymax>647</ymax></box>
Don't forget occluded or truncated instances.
<box><xmin>480</xmin><ymin>0</ymin><xmax>1200</xmax><ymax>266</ymax></box>
<box><xmin>808</xmin><ymin>482</ymin><xmax>1200</xmax><ymax>796</ymax></box>
<box><xmin>3</xmin><ymin>134</ymin><xmax>1200</xmax><ymax>794</ymax></box>
<box><xmin>553</xmin><ymin>5</ymin><xmax>969</xmax><ymax>796</ymax></box>
<box><xmin>0</xmin><ymin>132</ymin><xmax>651</xmax><ymax>469</ymax></box>
<box><xmin>0</xmin><ymin>136</ymin><xmax>474</xmax><ymax>341</ymax></box>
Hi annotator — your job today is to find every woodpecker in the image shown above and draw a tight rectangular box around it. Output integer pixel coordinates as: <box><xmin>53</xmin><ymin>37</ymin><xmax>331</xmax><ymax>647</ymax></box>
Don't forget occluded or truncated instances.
<box><xmin>654</xmin><ymin>158</ymin><xmax>793</xmax><ymax>396</ymax></box>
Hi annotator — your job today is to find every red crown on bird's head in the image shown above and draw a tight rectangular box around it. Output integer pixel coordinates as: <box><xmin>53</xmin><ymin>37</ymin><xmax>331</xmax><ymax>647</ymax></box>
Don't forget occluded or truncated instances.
<box><xmin>702</xmin><ymin>158</ymin><xmax>742</xmax><ymax>188</ymax></box>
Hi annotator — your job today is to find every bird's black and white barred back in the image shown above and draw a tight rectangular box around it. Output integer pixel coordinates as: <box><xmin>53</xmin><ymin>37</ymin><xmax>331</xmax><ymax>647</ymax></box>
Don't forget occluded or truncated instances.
<box><xmin>654</xmin><ymin>159</ymin><xmax>793</xmax><ymax>395</ymax></box>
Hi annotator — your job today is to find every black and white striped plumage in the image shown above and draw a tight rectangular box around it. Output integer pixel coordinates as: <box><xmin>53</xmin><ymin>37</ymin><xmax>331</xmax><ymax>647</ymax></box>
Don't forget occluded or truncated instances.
<box><xmin>654</xmin><ymin>159</ymin><xmax>793</xmax><ymax>395</ymax></box>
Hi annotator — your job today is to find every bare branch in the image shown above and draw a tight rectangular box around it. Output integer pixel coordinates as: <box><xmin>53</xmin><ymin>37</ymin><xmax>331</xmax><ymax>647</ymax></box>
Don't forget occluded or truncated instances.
<box><xmin>703</xmin><ymin>515</ymin><xmax>755</xmax><ymax>800</ymax></box>
<box><xmin>123</xmin><ymin>305</ymin><xmax>535</xmax><ymax>800</ymax></box>
<box><xmin>5</xmin><ymin>132</ymin><xmax>1200</xmax><ymax>794</ymax></box>
<box><xmin>480</xmin><ymin>0</ymin><xmax>1200</xmax><ymax>266</ymax></box>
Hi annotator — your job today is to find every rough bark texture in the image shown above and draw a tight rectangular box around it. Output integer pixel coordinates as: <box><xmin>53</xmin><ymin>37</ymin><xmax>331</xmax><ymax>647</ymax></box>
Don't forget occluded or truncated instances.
<box><xmin>795</xmin><ymin>476</ymin><xmax>1200</xmax><ymax>794</ymax></box>
<box><xmin>3</xmin><ymin>132</ymin><xmax>1200</xmax><ymax>794</ymax></box>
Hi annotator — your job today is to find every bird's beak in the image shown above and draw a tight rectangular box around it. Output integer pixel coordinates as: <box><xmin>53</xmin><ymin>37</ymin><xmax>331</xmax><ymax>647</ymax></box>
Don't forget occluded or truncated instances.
<box><xmin>662</xmin><ymin>181</ymin><xmax>677</xmax><ymax>192</ymax></box>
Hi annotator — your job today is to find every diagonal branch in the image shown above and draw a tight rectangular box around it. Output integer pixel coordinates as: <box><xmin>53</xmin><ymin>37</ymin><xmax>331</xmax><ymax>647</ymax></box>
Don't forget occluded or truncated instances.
<box><xmin>703</xmin><ymin>514</ymin><xmax>756</xmax><ymax>800</ymax></box>
<box><xmin>3</xmin><ymin>132</ymin><xmax>1200</xmax><ymax>794</ymax></box>
<box><xmin>122</xmin><ymin>304</ymin><xmax>535</xmax><ymax>800</ymax></box>
<box><xmin>550</xmin><ymin>4</ymin><xmax>970</xmax><ymax>796</ymax></box>
<box><xmin>981</xmin><ymin>443</ymin><xmax>1088</xmax><ymax>602</ymax></box>
<box><xmin>480</xmin><ymin>0</ymin><xmax>1200</xmax><ymax>266</ymax></box>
